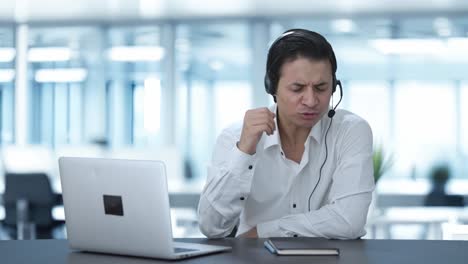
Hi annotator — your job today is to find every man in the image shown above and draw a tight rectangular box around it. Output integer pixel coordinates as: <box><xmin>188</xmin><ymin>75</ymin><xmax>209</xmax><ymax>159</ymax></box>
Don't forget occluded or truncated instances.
<box><xmin>197</xmin><ymin>29</ymin><xmax>374</xmax><ymax>239</ymax></box>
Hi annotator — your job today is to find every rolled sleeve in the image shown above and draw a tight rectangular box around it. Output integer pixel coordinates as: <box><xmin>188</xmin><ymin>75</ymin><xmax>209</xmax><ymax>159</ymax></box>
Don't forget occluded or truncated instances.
<box><xmin>198</xmin><ymin>125</ymin><xmax>259</xmax><ymax>238</ymax></box>
<box><xmin>257</xmin><ymin>219</ymin><xmax>281</xmax><ymax>238</ymax></box>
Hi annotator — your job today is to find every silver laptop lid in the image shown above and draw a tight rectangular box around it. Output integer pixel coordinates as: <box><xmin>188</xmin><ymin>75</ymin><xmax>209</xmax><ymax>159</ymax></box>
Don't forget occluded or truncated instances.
<box><xmin>59</xmin><ymin>157</ymin><xmax>174</xmax><ymax>259</ymax></box>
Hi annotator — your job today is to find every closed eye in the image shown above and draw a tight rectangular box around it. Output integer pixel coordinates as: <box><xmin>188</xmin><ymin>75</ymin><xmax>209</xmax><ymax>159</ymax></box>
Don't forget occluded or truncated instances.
<box><xmin>314</xmin><ymin>82</ymin><xmax>328</xmax><ymax>92</ymax></box>
<box><xmin>291</xmin><ymin>83</ymin><xmax>306</xmax><ymax>92</ymax></box>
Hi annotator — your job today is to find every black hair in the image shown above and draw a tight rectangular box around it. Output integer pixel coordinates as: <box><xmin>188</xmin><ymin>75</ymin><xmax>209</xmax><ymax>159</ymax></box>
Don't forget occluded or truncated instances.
<box><xmin>264</xmin><ymin>29</ymin><xmax>338</xmax><ymax>102</ymax></box>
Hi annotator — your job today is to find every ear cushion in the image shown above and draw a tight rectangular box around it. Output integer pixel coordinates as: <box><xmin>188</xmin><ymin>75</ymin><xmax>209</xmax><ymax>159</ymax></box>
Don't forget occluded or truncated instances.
<box><xmin>264</xmin><ymin>73</ymin><xmax>273</xmax><ymax>95</ymax></box>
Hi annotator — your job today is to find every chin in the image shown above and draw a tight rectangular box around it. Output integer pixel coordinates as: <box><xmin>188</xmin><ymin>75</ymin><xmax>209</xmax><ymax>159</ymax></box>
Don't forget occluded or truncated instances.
<box><xmin>296</xmin><ymin>120</ymin><xmax>318</xmax><ymax>129</ymax></box>
<box><xmin>294</xmin><ymin>115</ymin><xmax>321</xmax><ymax>128</ymax></box>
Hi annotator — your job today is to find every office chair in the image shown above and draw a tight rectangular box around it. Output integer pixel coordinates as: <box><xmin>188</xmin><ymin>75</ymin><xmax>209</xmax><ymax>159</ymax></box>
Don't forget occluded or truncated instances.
<box><xmin>2</xmin><ymin>172</ymin><xmax>63</xmax><ymax>239</ymax></box>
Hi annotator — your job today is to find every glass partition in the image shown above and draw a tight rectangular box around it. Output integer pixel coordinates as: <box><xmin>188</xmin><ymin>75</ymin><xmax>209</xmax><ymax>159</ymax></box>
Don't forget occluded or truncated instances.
<box><xmin>175</xmin><ymin>22</ymin><xmax>252</xmax><ymax>179</ymax></box>
<box><xmin>271</xmin><ymin>17</ymin><xmax>468</xmax><ymax>179</ymax></box>
<box><xmin>28</xmin><ymin>26</ymin><xmax>100</xmax><ymax>147</ymax></box>
<box><xmin>107</xmin><ymin>25</ymin><xmax>164</xmax><ymax>147</ymax></box>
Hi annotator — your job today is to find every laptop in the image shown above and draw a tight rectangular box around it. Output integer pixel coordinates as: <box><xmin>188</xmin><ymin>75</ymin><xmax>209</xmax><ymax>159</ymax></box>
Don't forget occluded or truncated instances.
<box><xmin>58</xmin><ymin>157</ymin><xmax>231</xmax><ymax>260</ymax></box>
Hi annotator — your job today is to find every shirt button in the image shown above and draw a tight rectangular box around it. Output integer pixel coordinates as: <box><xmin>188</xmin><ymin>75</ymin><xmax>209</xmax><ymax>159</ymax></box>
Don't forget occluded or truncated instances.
<box><xmin>248</xmin><ymin>165</ymin><xmax>253</xmax><ymax>170</ymax></box>
<box><xmin>280</xmin><ymin>151</ymin><xmax>284</xmax><ymax>156</ymax></box>
<box><xmin>240</xmin><ymin>197</ymin><xmax>245</xmax><ymax>201</ymax></box>
<box><xmin>293</xmin><ymin>204</ymin><xmax>296</xmax><ymax>208</ymax></box>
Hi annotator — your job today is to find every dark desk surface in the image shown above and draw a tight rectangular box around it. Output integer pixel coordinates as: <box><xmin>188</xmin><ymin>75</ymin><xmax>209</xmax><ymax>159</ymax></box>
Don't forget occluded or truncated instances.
<box><xmin>2</xmin><ymin>237</ymin><xmax>467</xmax><ymax>264</ymax></box>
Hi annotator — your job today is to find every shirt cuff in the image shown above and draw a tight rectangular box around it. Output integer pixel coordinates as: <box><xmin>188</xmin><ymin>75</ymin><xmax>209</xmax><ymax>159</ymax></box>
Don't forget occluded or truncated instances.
<box><xmin>228</xmin><ymin>144</ymin><xmax>257</xmax><ymax>184</ymax></box>
<box><xmin>257</xmin><ymin>219</ymin><xmax>281</xmax><ymax>238</ymax></box>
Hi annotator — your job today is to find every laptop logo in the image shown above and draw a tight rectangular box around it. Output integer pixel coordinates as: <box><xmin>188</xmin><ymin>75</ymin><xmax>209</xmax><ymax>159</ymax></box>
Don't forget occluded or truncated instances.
<box><xmin>103</xmin><ymin>195</ymin><xmax>124</xmax><ymax>216</ymax></box>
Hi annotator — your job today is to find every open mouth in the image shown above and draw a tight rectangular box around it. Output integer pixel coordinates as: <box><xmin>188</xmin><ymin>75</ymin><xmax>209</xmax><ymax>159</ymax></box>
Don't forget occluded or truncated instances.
<box><xmin>300</xmin><ymin>112</ymin><xmax>319</xmax><ymax>119</ymax></box>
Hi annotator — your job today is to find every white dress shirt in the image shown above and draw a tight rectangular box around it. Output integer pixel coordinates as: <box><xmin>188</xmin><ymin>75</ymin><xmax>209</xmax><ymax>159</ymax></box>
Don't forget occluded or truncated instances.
<box><xmin>198</xmin><ymin>105</ymin><xmax>375</xmax><ymax>239</ymax></box>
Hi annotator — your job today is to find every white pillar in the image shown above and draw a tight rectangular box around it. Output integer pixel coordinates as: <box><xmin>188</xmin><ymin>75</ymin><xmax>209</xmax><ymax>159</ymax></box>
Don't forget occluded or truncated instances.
<box><xmin>14</xmin><ymin>24</ymin><xmax>29</xmax><ymax>145</ymax></box>
<box><xmin>160</xmin><ymin>23</ymin><xmax>176</xmax><ymax>146</ymax></box>
<box><xmin>84</xmin><ymin>27</ymin><xmax>107</xmax><ymax>143</ymax></box>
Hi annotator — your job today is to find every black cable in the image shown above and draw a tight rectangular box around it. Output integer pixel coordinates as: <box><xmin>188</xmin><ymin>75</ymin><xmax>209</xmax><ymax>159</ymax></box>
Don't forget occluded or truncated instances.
<box><xmin>307</xmin><ymin>81</ymin><xmax>342</xmax><ymax>211</ymax></box>
<box><xmin>308</xmin><ymin>117</ymin><xmax>333</xmax><ymax>211</ymax></box>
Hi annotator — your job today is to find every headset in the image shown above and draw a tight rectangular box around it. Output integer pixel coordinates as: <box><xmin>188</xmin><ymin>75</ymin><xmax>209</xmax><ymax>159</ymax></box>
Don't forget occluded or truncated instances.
<box><xmin>264</xmin><ymin>29</ymin><xmax>340</xmax><ymax>100</ymax></box>
<box><xmin>263</xmin><ymin>29</ymin><xmax>343</xmax><ymax>211</ymax></box>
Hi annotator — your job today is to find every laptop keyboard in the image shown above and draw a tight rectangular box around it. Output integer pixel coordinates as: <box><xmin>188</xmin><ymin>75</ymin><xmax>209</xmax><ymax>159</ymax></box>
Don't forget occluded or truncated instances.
<box><xmin>174</xmin><ymin>247</ymin><xmax>199</xmax><ymax>253</ymax></box>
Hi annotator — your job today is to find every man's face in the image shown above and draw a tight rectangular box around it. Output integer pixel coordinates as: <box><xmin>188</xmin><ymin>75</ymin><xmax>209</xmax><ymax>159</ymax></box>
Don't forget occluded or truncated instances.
<box><xmin>276</xmin><ymin>57</ymin><xmax>333</xmax><ymax>130</ymax></box>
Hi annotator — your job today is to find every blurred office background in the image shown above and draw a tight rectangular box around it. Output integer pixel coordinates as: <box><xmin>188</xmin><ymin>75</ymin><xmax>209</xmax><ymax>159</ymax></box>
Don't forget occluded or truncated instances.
<box><xmin>1</xmin><ymin>0</ymin><xmax>468</xmax><ymax>240</ymax></box>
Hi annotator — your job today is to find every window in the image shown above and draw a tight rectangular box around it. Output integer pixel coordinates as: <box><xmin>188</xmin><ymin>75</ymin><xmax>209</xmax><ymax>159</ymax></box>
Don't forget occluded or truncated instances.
<box><xmin>214</xmin><ymin>81</ymin><xmax>251</xmax><ymax>136</ymax></box>
<box><xmin>107</xmin><ymin>26</ymin><xmax>164</xmax><ymax>147</ymax></box>
<box><xmin>175</xmin><ymin>22</ymin><xmax>252</xmax><ymax>179</ymax></box>
<box><xmin>0</xmin><ymin>27</ymin><xmax>15</xmax><ymax>144</ymax></box>
<box><xmin>132</xmin><ymin>77</ymin><xmax>162</xmax><ymax>146</ymax></box>
<box><xmin>28</xmin><ymin>26</ymin><xmax>98</xmax><ymax>147</ymax></box>
<box><xmin>277</xmin><ymin>17</ymin><xmax>468</xmax><ymax>180</ymax></box>
<box><xmin>394</xmin><ymin>81</ymin><xmax>456</xmax><ymax>178</ymax></box>
<box><xmin>461</xmin><ymin>83</ymin><xmax>468</xmax><ymax>157</ymax></box>
<box><xmin>348</xmin><ymin>81</ymin><xmax>391</xmax><ymax>146</ymax></box>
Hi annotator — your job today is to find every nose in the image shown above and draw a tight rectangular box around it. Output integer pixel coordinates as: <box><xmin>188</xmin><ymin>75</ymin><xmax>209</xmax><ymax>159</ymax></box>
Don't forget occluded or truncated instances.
<box><xmin>301</xmin><ymin>87</ymin><xmax>318</xmax><ymax>107</ymax></box>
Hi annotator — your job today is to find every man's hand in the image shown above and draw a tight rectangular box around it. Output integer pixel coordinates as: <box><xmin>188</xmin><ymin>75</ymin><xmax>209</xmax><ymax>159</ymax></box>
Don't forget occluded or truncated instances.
<box><xmin>239</xmin><ymin>227</ymin><xmax>258</xmax><ymax>238</ymax></box>
<box><xmin>238</xmin><ymin>108</ymin><xmax>276</xmax><ymax>155</ymax></box>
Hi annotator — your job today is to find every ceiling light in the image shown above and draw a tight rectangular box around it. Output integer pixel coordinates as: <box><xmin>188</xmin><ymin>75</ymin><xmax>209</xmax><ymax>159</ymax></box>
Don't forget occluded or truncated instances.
<box><xmin>35</xmin><ymin>68</ymin><xmax>87</xmax><ymax>83</ymax></box>
<box><xmin>0</xmin><ymin>48</ymin><xmax>16</xmax><ymax>62</ymax></box>
<box><xmin>331</xmin><ymin>19</ymin><xmax>356</xmax><ymax>34</ymax></box>
<box><xmin>370</xmin><ymin>38</ymin><xmax>446</xmax><ymax>55</ymax></box>
<box><xmin>28</xmin><ymin>47</ymin><xmax>71</xmax><ymax>62</ymax></box>
<box><xmin>108</xmin><ymin>46</ymin><xmax>165</xmax><ymax>62</ymax></box>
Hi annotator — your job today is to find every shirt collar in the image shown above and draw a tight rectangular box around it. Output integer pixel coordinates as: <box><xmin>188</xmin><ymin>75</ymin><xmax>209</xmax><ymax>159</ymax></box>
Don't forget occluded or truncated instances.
<box><xmin>309</xmin><ymin>115</ymin><xmax>323</xmax><ymax>143</ymax></box>
<box><xmin>263</xmin><ymin>104</ymin><xmax>324</xmax><ymax>150</ymax></box>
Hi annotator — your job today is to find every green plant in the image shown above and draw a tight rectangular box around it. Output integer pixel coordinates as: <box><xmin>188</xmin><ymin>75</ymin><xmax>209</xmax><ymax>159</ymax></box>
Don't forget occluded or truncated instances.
<box><xmin>373</xmin><ymin>145</ymin><xmax>394</xmax><ymax>183</ymax></box>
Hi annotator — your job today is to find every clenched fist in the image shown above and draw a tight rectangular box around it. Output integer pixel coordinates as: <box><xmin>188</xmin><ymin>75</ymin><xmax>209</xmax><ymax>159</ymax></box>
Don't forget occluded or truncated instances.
<box><xmin>237</xmin><ymin>108</ymin><xmax>276</xmax><ymax>155</ymax></box>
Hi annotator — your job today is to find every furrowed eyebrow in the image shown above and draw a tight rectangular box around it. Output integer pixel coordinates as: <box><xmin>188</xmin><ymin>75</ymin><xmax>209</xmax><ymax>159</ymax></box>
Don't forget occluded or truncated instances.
<box><xmin>292</xmin><ymin>82</ymin><xmax>306</xmax><ymax>86</ymax></box>
<box><xmin>289</xmin><ymin>81</ymin><xmax>328</xmax><ymax>87</ymax></box>
<box><xmin>314</xmin><ymin>82</ymin><xmax>327</xmax><ymax>87</ymax></box>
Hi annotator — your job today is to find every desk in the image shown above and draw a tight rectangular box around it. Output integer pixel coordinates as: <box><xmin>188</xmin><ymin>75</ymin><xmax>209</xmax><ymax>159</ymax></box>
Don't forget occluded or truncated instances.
<box><xmin>2</xmin><ymin>238</ymin><xmax>468</xmax><ymax>264</ymax></box>
<box><xmin>367</xmin><ymin>206</ymin><xmax>468</xmax><ymax>239</ymax></box>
